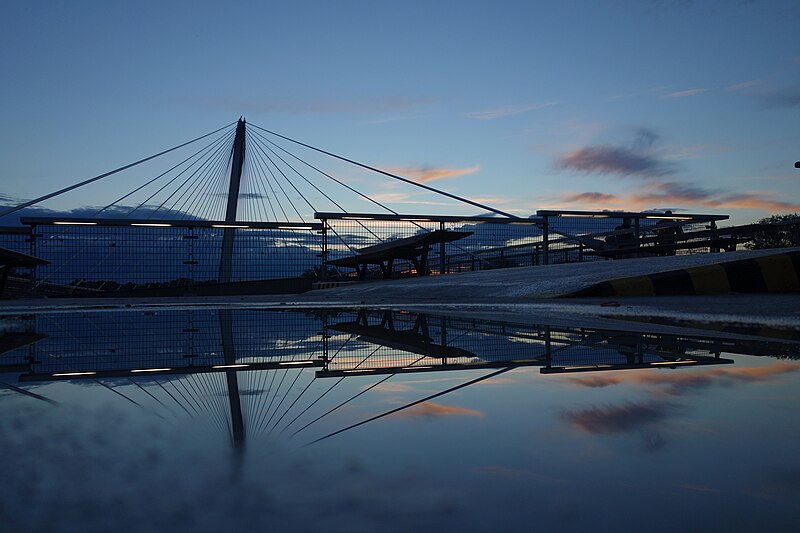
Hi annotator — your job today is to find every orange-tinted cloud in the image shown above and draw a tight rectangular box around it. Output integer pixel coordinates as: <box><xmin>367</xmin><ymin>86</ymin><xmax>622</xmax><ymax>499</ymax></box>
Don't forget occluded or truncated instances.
<box><xmin>562</xmin><ymin>192</ymin><xmax>620</xmax><ymax>204</ymax></box>
<box><xmin>390</xmin><ymin>401</ymin><xmax>484</xmax><ymax>419</ymax></box>
<box><xmin>384</xmin><ymin>165</ymin><xmax>480</xmax><ymax>184</ymax></box>
<box><xmin>556</xmin><ymin>181</ymin><xmax>800</xmax><ymax>214</ymax></box>
<box><xmin>569</xmin><ymin>375</ymin><xmax>625</xmax><ymax>388</ymax></box>
<box><xmin>568</xmin><ymin>362</ymin><xmax>800</xmax><ymax>396</ymax></box>
<box><xmin>629</xmin><ymin>182</ymin><xmax>800</xmax><ymax>212</ymax></box>
<box><xmin>635</xmin><ymin>361</ymin><xmax>800</xmax><ymax>395</ymax></box>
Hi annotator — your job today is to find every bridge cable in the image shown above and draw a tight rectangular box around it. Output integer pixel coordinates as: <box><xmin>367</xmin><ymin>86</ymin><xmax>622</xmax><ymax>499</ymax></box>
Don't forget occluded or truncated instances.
<box><xmin>246</xmin><ymin>148</ymin><xmax>279</xmax><ymax>221</ymax></box>
<box><xmin>167</xmin><ymin>142</ymin><xmax>227</xmax><ymax>219</ymax></box>
<box><xmin>248</xmin><ymin>138</ymin><xmax>287</xmax><ymax>221</ymax></box>
<box><xmin>278</xmin><ymin>345</ymin><xmax>385</xmax><ymax>435</ymax></box>
<box><xmin>248</xmin><ymin>122</ymin><xmax>519</xmax><ymax>219</ymax></box>
<box><xmin>253</xmin><ymin>133</ymin><xmax>384</xmax><ymax>241</ymax></box>
<box><xmin>305</xmin><ymin>367</ymin><xmax>514</xmax><ymax>446</ymax></box>
<box><xmin>250</xmin><ymin>135</ymin><xmax>311</xmax><ymax>221</ymax></box>
<box><xmin>249</xmin><ymin>125</ymin><xmax>494</xmax><ymax>265</ymax></box>
<box><xmin>249</xmin><ymin>139</ymin><xmax>299</xmax><ymax>222</ymax></box>
<box><xmin>249</xmin><ymin>128</ymin><xmax>399</xmax><ymax>216</ymax></box>
<box><xmin>129</xmin><ymin>127</ymin><xmax>235</xmax><ymax>217</ymax></box>
<box><xmin>161</xmin><ymin>132</ymin><xmax>234</xmax><ymax>219</ymax></box>
<box><xmin>0</xmin><ymin>122</ymin><xmax>236</xmax><ymax>219</ymax></box>
<box><xmin>93</xmin><ymin>125</ymin><xmax>235</xmax><ymax>218</ymax></box>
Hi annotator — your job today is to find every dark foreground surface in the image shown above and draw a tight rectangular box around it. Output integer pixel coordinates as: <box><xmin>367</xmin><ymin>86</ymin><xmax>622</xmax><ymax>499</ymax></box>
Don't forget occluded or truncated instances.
<box><xmin>1</xmin><ymin>305</ymin><xmax>799</xmax><ymax>532</ymax></box>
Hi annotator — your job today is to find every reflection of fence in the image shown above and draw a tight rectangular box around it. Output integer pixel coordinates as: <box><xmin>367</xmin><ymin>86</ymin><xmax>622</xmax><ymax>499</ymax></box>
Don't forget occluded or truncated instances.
<box><xmin>10</xmin><ymin>309</ymin><xmax>323</xmax><ymax>377</ymax></box>
<box><xmin>19</xmin><ymin>218</ymin><xmax>323</xmax><ymax>292</ymax></box>
<box><xmin>317</xmin><ymin>309</ymin><xmax>748</xmax><ymax>377</ymax></box>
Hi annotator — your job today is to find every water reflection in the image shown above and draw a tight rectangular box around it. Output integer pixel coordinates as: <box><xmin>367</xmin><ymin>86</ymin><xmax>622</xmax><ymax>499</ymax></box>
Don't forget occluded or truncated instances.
<box><xmin>3</xmin><ymin>308</ymin><xmax>798</xmax><ymax>442</ymax></box>
<box><xmin>1</xmin><ymin>307</ymin><xmax>799</xmax><ymax>531</ymax></box>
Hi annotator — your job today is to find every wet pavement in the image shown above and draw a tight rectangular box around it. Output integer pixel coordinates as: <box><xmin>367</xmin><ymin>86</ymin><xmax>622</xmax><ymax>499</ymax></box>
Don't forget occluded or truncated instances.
<box><xmin>2</xmin><ymin>306</ymin><xmax>799</xmax><ymax>531</ymax></box>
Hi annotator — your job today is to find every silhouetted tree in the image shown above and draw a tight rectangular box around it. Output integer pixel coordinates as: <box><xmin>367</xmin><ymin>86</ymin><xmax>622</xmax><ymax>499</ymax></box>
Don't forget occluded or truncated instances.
<box><xmin>747</xmin><ymin>213</ymin><xmax>800</xmax><ymax>249</ymax></box>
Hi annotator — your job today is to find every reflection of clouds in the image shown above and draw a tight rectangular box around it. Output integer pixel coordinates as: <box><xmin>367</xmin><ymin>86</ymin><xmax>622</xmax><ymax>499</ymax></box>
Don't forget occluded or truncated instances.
<box><xmin>570</xmin><ymin>376</ymin><xmax>624</xmax><ymax>388</ymax></box>
<box><xmin>471</xmin><ymin>465</ymin><xmax>569</xmax><ymax>484</ymax></box>
<box><xmin>566</xmin><ymin>362</ymin><xmax>800</xmax><ymax>396</ymax></box>
<box><xmin>389</xmin><ymin>401</ymin><xmax>484</xmax><ymax>419</ymax></box>
<box><xmin>636</xmin><ymin>362</ymin><xmax>800</xmax><ymax>396</ymax></box>
<box><xmin>640</xmin><ymin>430</ymin><xmax>667</xmax><ymax>453</ymax></box>
<box><xmin>761</xmin><ymin>466</ymin><xmax>800</xmax><ymax>493</ymax></box>
<box><xmin>679</xmin><ymin>484</ymin><xmax>717</xmax><ymax>493</ymax></box>
<box><xmin>561</xmin><ymin>402</ymin><xmax>678</xmax><ymax>435</ymax></box>
<box><xmin>370</xmin><ymin>382</ymin><xmax>413</xmax><ymax>393</ymax></box>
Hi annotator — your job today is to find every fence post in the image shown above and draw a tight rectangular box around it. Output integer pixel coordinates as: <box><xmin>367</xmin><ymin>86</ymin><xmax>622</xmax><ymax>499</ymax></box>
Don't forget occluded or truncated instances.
<box><xmin>29</xmin><ymin>224</ymin><xmax>37</xmax><ymax>290</ymax></box>
<box><xmin>709</xmin><ymin>220</ymin><xmax>719</xmax><ymax>253</ymax></box>
<box><xmin>439</xmin><ymin>221</ymin><xmax>446</xmax><ymax>275</ymax></box>
<box><xmin>542</xmin><ymin>216</ymin><xmax>549</xmax><ymax>265</ymax></box>
<box><xmin>320</xmin><ymin>220</ymin><xmax>329</xmax><ymax>280</ymax></box>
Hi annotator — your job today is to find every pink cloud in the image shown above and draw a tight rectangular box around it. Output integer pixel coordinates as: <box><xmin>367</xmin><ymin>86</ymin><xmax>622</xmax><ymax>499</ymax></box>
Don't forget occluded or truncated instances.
<box><xmin>389</xmin><ymin>401</ymin><xmax>484</xmax><ymax>419</ymax></box>
<box><xmin>383</xmin><ymin>165</ymin><xmax>480</xmax><ymax>184</ymax></box>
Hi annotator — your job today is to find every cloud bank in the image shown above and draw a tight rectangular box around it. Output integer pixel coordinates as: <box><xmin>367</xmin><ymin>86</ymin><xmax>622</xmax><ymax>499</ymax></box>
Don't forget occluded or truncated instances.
<box><xmin>555</xmin><ymin>128</ymin><xmax>674</xmax><ymax>178</ymax></box>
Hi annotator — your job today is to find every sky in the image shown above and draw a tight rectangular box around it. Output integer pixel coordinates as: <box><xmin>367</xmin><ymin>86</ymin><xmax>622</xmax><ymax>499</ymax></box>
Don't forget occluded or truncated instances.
<box><xmin>1</xmin><ymin>0</ymin><xmax>799</xmax><ymax>225</ymax></box>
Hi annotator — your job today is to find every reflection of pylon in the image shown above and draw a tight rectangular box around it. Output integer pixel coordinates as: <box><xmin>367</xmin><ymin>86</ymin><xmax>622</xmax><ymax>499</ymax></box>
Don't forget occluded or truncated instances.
<box><xmin>219</xmin><ymin>309</ymin><xmax>245</xmax><ymax>450</ymax></box>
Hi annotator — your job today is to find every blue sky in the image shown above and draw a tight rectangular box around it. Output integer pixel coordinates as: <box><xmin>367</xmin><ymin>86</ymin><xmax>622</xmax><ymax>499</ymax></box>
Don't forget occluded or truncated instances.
<box><xmin>1</xmin><ymin>0</ymin><xmax>799</xmax><ymax>224</ymax></box>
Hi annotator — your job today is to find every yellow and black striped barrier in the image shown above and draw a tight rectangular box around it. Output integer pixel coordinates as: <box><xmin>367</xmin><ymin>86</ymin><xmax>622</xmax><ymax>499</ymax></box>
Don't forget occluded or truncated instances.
<box><xmin>312</xmin><ymin>281</ymin><xmax>351</xmax><ymax>290</ymax></box>
<box><xmin>568</xmin><ymin>250</ymin><xmax>800</xmax><ymax>297</ymax></box>
<box><xmin>613</xmin><ymin>315</ymin><xmax>800</xmax><ymax>341</ymax></box>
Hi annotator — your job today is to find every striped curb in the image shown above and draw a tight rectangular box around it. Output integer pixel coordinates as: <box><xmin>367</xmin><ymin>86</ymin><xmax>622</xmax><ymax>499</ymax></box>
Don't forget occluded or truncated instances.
<box><xmin>608</xmin><ymin>315</ymin><xmax>800</xmax><ymax>342</ymax></box>
<box><xmin>312</xmin><ymin>281</ymin><xmax>352</xmax><ymax>290</ymax></box>
<box><xmin>567</xmin><ymin>250</ymin><xmax>800</xmax><ymax>297</ymax></box>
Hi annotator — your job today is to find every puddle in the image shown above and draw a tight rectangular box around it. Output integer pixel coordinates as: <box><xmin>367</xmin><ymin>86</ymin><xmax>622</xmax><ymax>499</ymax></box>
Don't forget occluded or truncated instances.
<box><xmin>2</xmin><ymin>308</ymin><xmax>799</xmax><ymax>531</ymax></box>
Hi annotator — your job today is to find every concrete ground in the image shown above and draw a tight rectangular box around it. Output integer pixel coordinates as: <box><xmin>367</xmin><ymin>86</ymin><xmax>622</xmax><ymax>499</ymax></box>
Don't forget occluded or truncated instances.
<box><xmin>1</xmin><ymin>248</ymin><xmax>798</xmax><ymax>331</ymax></box>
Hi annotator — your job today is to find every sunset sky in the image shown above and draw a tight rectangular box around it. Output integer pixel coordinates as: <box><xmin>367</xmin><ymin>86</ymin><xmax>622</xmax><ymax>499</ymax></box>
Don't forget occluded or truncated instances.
<box><xmin>1</xmin><ymin>0</ymin><xmax>799</xmax><ymax>224</ymax></box>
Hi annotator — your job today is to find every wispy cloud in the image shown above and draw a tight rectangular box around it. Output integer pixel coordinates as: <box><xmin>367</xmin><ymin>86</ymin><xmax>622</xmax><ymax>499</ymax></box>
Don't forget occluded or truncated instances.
<box><xmin>664</xmin><ymin>88</ymin><xmax>708</xmax><ymax>99</ymax></box>
<box><xmin>465</xmin><ymin>101</ymin><xmax>559</xmax><ymax>120</ymax></box>
<box><xmin>727</xmin><ymin>80</ymin><xmax>762</xmax><ymax>92</ymax></box>
<box><xmin>563</xmin><ymin>192</ymin><xmax>620</xmax><ymax>204</ymax></box>
<box><xmin>727</xmin><ymin>80</ymin><xmax>800</xmax><ymax>109</ymax></box>
<box><xmin>179</xmin><ymin>94</ymin><xmax>439</xmax><ymax>115</ymax></box>
<box><xmin>390</xmin><ymin>401</ymin><xmax>484</xmax><ymax>419</ymax></box>
<box><xmin>383</xmin><ymin>165</ymin><xmax>480</xmax><ymax>184</ymax></box>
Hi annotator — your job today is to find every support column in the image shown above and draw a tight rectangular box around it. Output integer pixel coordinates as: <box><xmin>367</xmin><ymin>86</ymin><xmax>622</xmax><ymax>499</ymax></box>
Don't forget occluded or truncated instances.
<box><xmin>439</xmin><ymin>221</ymin><xmax>446</xmax><ymax>275</ymax></box>
<box><xmin>218</xmin><ymin>118</ymin><xmax>247</xmax><ymax>283</ymax></box>
<box><xmin>542</xmin><ymin>217</ymin><xmax>549</xmax><ymax>266</ymax></box>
